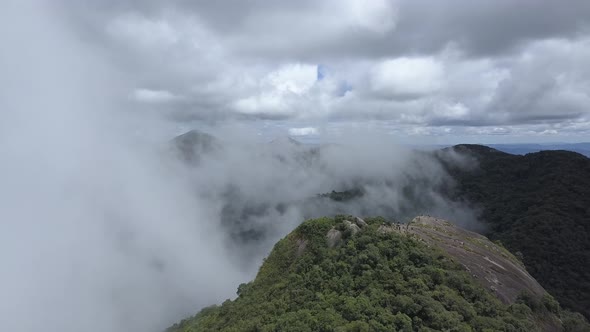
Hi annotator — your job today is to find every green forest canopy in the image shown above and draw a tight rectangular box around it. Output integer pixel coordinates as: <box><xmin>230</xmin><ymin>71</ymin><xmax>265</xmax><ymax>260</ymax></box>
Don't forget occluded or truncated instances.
<box><xmin>169</xmin><ymin>216</ymin><xmax>589</xmax><ymax>332</ymax></box>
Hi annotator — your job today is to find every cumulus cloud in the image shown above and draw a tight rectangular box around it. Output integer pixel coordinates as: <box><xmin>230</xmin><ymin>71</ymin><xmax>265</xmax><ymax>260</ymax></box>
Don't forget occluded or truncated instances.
<box><xmin>233</xmin><ymin>64</ymin><xmax>318</xmax><ymax>116</ymax></box>
<box><xmin>55</xmin><ymin>0</ymin><xmax>590</xmax><ymax>141</ymax></box>
<box><xmin>369</xmin><ymin>57</ymin><xmax>443</xmax><ymax>99</ymax></box>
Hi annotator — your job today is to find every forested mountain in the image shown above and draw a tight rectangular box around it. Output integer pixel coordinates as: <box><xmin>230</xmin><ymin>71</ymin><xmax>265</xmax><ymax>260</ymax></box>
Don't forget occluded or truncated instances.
<box><xmin>169</xmin><ymin>130</ymin><xmax>590</xmax><ymax>324</ymax></box>
<box><xmin>168</xmin><ymin>216</ymin><xmax>589</xmax><ymax>331</ymax></box>
<box><xmin>442</xmin><ymin>145</ymin><xmax>590</xmax><ymax>319</ymax></box>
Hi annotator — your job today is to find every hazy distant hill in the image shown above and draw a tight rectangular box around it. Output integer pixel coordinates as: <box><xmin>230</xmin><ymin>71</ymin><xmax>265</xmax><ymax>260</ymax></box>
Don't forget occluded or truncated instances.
<box><xmin>168</xmin><ymin>216</ymin><xmax>589</xmax><ymax>331</ymax></box>
<box><xmin>488</xmin><ymin>143</ymin><xmax>590</xmax><ymax>157</ymax></box>
<box><xmin>171</xmin><ymin>129</ymin><xmax>221</xmax><ymax>163</ymax></box>
<box><xmin>442</xmin><ymin>144</ymin><xmax>590</xmax><ymax>319</ymax></box>
<box><xmin>420</xmin><ymin>143</ymin><xmax>590</xmax><ymax>157</ymax></box>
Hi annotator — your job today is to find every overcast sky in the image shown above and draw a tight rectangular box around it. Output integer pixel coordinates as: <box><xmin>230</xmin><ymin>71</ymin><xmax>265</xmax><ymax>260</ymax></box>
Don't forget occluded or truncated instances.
<box><xmin>60</xmin><ymin>0</ymin><xmax>590</xmax><ymax>143</ymax></box>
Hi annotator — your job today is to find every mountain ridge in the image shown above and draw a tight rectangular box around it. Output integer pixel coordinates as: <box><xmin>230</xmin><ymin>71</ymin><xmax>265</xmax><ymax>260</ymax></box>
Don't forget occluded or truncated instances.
<box><xmin>442</xmin><ymin>144</ymin><xmax>590</xmax><ymax>319</ymax></box>
<box><xmin>169</xmin><ymin>129</ymin><xmax>590</xmax><ymax>320</ymax></box>
<box><xmin>168</xmin><ymin>215</ymin><xmax>589</xmax><ymax>331</ymax></box>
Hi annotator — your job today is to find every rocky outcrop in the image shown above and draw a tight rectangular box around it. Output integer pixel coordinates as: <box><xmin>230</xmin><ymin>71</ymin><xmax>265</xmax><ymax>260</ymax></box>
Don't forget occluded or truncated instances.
<box><xmin>343</xmin><ymin>220</ymin><xmax>361</xmax><ymax>234</ymax></box>
<box><xmin>326</xmin><ymin>228</ymin><xmax>342</xmax><ymax>248</ymax></box>
<box><xmin>388</xmin><ymin>216</ymin><xmax>546</xmax><ymax>304</ymax></box>
<box><xmin>331</xmin><ymin>215</ymin><xmax>546</xmax><ymax>305</ymax></box>
<box><xmin>295</xmin><ymin>238</ymin><xmax>308</xmax><ymax>257</ymax></box>
<box><xmin>326</xmin><ymin>217</ymin><xmax>366</xmax><ymax>247</ymax></box>
<box><xmin>354</xmin><ymin>216</ymin><xmax>367</xmax><ymax>228</ymax></box>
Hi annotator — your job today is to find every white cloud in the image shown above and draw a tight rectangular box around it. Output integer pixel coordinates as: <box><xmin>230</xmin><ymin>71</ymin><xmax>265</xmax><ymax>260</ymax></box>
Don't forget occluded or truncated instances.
<box><xmin>370</xmin><ymin>57</ymin><xmax>444</xmax><ymax>98</ymax></box>
<box><xmin>444</xmin><ymin>102</ymin><xmax>469</xmax><ymax>118</ymax></box>
<box><xmin>70</xmin><ymin>1</ymin><xmax>590</xmax><ymax>141</ymax></box>
<box><xmin>338</xmin><ymin>0</ymin><xmax>398</xmax><ymax>33</ymax></box>
<box><xmin>267</xmin><ymin>64</ymin><xmax>318</xmax><ymax>95</ymax></box>
<box><xmin>288</xmin><ymin>127</ymin><xmax>319</xmax><ymax>136</ymax></box>
<box><xmin>233</xmin><ymin>64</ymin><xmax>318</xmax><ymax>115</ymax></box>
<box><xmin>132</xmin><ymin>89</ymin><xmax>182</xmax><ymax>103</ymax></box>
<box><xmin>234</xmin><ymin>93</ymin><xmax>288</xmax><ymax>115</ymax></box>
<box><xmin>540</xmin><ymin>129</ymin><xmax>559</xmax><ymax>135</ymax></box>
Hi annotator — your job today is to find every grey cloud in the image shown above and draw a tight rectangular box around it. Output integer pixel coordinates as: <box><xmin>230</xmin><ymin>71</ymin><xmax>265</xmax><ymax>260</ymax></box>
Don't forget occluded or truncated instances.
<box><xmin>75</xmin><ymin>0</ymin><xmax>590</xmax><ymax>59</ymax></box>
<box><xmin>393</xmin><ymin>0</ymin><xmax>590</xmax><ymax>57</ymax></box>
<box><xmin>1</xmin><ymin>3</ymin><xmax>247</xmax><ymax>331</ymax></box>
<box><xmin>56</xmin><ymin>0</ymin><xmax>590</xmax><ymax>140</ymax></box>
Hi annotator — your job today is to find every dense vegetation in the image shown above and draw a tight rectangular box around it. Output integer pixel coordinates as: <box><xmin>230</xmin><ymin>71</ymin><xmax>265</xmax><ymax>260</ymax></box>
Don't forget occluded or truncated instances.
<box><xmin>442</xmin><ymin>145</ymin><xmax>590</xmax><ymax>319</ymax></box>
<box><xmin>168</xmin><ymin>216</ymin><xmax>586</xmax><ymax>331</ymax></box>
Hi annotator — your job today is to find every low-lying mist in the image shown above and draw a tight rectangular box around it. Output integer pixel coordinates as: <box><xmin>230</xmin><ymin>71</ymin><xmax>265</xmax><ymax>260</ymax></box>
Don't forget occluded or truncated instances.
<box><xmin>172</xmin><ymin>129</ymin><xmax>480</xmax><ymax>270</ymax></box>
<box><xmin>0</xmin><ymin>2</ymin><xmax>479</xmax><ymax>332</ymax></box>
<box><xmin>0</xmin><ymin>2</ymin><xmax>244</xmax><ymax>331</ymax></box>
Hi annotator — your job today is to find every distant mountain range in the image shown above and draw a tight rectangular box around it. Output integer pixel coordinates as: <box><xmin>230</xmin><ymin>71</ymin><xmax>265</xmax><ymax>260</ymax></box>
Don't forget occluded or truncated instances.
<box><xmin>414</xmin><ymin>142</ymin><xmax>590</xmax><ymax>157</ymax></box>
<box><xmin>486</xmin><ymin>143</ymin><xmax>590</xmax><ymax>157</ymax></box>
<box><xmin>424</xmin><ymin>143</ymin><xmax>589</xmax><ymax>157</ymax></box>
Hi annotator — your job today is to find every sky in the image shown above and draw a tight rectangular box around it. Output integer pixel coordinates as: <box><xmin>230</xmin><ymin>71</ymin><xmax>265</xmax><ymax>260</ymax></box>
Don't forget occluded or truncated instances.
<box><xmin>56</xmin><ymin>0</ymin><xmax>590</xmax><ymax>144</ymax></box>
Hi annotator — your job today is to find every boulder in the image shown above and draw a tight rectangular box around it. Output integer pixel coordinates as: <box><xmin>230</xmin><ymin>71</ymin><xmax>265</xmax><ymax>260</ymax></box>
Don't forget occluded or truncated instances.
<box><xmin>326</xmin><ymin>228</ymin><xmax>342</xmax><ymax>248</ymax></box>
<box><xmin>354</xmin><ymin>216</ymin><xmax>368</xmax><ymax>228</ymax></box>
<box><xmin>343</xmin><ymin>220</ymin><xmax>361</xmax><ymax>235</ymax></box>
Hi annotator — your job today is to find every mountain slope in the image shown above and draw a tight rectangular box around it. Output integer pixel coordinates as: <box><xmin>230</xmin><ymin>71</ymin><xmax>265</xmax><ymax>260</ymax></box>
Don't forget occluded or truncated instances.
<box><xmin>442</xmin><ymin>145</ymin><xmax>590</xmax><ymax>319</ymax></box>
<box><xmin>168</xmin><ymin>216</ymin><xmax>588</xmax><ymax>332</ymax></box>
<box><xmin>171</xmin><ymin>129</ymin><xmax>220</xmax><ymax>163</ymax></box>
<box><xmin>385</xmin><ymin>216</ymin><xmax>545</xmax><ymax>304</ymax></box>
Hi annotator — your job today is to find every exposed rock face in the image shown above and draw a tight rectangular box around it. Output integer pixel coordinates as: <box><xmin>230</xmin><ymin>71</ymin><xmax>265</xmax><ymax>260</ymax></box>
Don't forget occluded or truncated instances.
<box><xmin>343</xmin><ymin>220</ymin><xmax>361</xmax><ymax>235</ymax></box>
<box><xmin>354</xmin><ymin>216</ymin><xmax>367</xmax><ymax>228</ymax></box>
<box><xmin>169</xmin><ymin>215</ymin><xmax>588</xmax><ymax>332</ymax></box>
<box><xmin>394</xmin><ymin>216</ymin><xmax>546</xmax><ymax>304</ymax></box>
<box><xmin>378</xmin><ymin>222</ymin><xmax>406</xmax><ymax>234</ymax></box>
<box><xmin>348</xmin><ymin>215</ymin><xmax>546</xmax><ymax>305</ymax></box>
<box><xmin>326</xmin><ymin>228</ymin><xmax>342</xmax><ymax>248</ymax></box>
<box><xmin>295</xmin><ymin>238</ymin><xmax>308</xmax><ymax>257</ymax></box>
<box><xmin>326</xmin><ymin>217</ymin><xmax>366</xmax><ymax>247</ymax></box>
